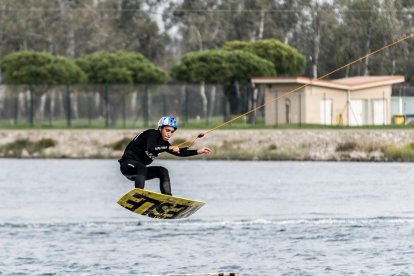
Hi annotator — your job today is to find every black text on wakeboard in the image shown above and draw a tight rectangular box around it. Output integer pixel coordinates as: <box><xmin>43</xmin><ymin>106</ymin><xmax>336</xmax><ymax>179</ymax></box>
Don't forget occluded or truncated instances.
<box><xmin>117</xmin><ymin>188</ymin><xmax>205</xmax><ymax>219</ymax></box>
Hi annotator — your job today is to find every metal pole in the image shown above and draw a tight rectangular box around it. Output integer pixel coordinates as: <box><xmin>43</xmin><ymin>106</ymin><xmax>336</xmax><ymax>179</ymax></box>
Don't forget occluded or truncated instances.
<box><xmin>88</xmin><ymin>91</ymin><xmax>92</xmax><ymax>127</ymax></box>
<box><xmin>206</xmin><ymin>91</ymin><xmax>210</xmax><ymax>126</ymax></box>
<box><xmin>48</xmin><ymin>91</ymin><xmax>52</xmax><ymax>127</ymax></box>
<box><xmin>323</xmin><ymin>92</ymin><xmax>326</xmax><ymax>126</ymax></box>
<box><xmin>347</xmin><ymin>89</ymin><xmax>350</xmax><ymax>127</ymax></box>
<box><xmin>66</xmin><ymin>85</ymin><xmax>71</xmax><ymax>127</ymax></box>
<box><xmin>398</xmin><ymin>84</ymin><xmax>403</xmax><ymax>115</ymax></box>
<box><xmin>14</xmin><ymin>89</ymin><xmax>19</xmax><ymax>126</ymax></box>
<box><xmin>105</xmin><ymin>84</ymin><xmax>109</xmax><ymax>128</ymax></box>
<box><xmin>403</xmin><ymin>85</ymin><xmax>406</xmax><ymax>121</ymax></box>
<box><xmin>222</xmin><ymin>88</ymin><xmax>226</xmax><ymax>123</ymax></box>
<box><xmin>275</xmin><ymin>96</ymin><xmax>278</xmax><ymax>128</ymax></box>
<box><xmin>383</xmin><ymin>91</ymin><xmax>386</xmax><ymax>125</ymax></box>
<box><xmin>29</xmin><ymin>86</ymin><xmax>34</xmax><ymax>127</ymax></box>
<box><xmin>185</xmin><ymin>87</ymin><xmax>189</xmax><ymax>125</ymax></box>
<box><xmin>122</xmin><ymin>92</ymin><xmax>126</xmax><ymax>128</ymax></box>
<box><xmin>143</xmin><ymin>85</ymin><xmax>149</xmax><ymax>128</ymax></box>
<box><xmin>299</xmin><ymin>93</ymin><xmax>302</xmax><ymax>127</ymax></box>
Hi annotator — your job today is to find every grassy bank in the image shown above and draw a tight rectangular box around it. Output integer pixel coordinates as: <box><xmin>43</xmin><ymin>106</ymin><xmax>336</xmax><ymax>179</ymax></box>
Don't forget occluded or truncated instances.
<box><xmin>2</xmin><ymin>135</ymin><xmax>414</xmax><ymax>162</ymax></box>
<box><xmin>0</xmin><ymin>138</ymin><xmax>57</xmax><ymax>157</ymax></box>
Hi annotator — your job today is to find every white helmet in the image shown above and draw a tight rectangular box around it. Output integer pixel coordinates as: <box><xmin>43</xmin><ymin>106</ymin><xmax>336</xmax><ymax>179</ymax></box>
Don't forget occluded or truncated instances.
<box><xmin>157</xmin><ymin>116</ymin><xmax>178</xmax><ymax>130</ymax></box>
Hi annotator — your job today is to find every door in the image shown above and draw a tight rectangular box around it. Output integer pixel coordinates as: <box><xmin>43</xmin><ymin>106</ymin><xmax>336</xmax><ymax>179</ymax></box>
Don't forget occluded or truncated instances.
<box><xmin>373</xmin><ymin>99</ymin><xmax>386</xmax><ymax>125</ymax></box>
<box><xmin>320</xmin><ymin>99</ymin><xmax>332</xmax><ymax>125</ymax></box>
<box><xmin>349</xmin><ymin>100</ymin><xmax>363</xmax><ymax>126</ymax></box>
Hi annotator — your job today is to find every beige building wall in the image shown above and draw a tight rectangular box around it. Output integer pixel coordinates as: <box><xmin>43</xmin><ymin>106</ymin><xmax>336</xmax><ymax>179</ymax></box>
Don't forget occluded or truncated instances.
<box><xmin>348</xmin><ymin>85</ymin><xmax>391</xmax><ymax>125</ymax></box>
<box><xmin>304</xmin><ymin>86</ymin><xmax>348</xmax><ymax>125</ymax></box>
<box><xmin>264</xmin><ymin>84</ymin><xmax>305</xmax><ymax>125</ymax></box>
<box><xmin>264</xmin><ymin>83</ymin><xmax>392</xmax><ymax>126</ymax></box>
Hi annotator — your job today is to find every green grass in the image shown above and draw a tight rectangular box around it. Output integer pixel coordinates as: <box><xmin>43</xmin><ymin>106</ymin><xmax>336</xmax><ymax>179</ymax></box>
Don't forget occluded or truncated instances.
<box><xmin>336</xmin><ymin>142</ymin><xmax>358</xmax><ymax>152</ymax></box>
<box><xmin>3</xmin><ymin>115</ymin><xmax>414</xmax><ymax>130</ymax></box>
<box><xmin>361</xmin><ymin>142</ymin><xmax>388</xmax><ymax>152</ymax></box>
<box><xmin>268</xmin><ymin>143</ymin><xmax>278</xmax><ymax>150</ymax></box>
<box><xmin>0</xmin><ymin>138</ymin><xmax>57</xmax><ymax>157</ymax></box>
<box><xmin>383</xmin><ymin>143</ymin><xmax>414</xmax><ymax>161</ymax></box>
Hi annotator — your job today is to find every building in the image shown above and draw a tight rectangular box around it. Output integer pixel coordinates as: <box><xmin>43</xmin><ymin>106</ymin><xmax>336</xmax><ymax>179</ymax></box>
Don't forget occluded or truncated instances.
<box><xmin>251</xmin><ymin>76</ymin><xmax>405</xmax><ymax>126</ymax></box>
<box><xmin>391</xmin><ymin>85</ymin><xmax>414</xmax><ymax>124</ymax></box>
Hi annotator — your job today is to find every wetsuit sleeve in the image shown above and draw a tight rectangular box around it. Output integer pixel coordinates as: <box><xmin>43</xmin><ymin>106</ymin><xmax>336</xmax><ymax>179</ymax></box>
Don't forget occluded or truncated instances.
<box><xmin>145</xmin><ymin>132</ymin><xmax>169</xmax><ymax>155</ymax></box>
<box><xmin>167</xmin><ymin>147</ymin><xmax>198</xmax><ymax>157</ymax></box>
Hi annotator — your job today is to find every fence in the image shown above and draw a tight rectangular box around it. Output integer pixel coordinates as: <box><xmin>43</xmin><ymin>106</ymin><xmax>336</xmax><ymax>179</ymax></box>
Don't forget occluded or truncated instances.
<box><xmin>0</xmin><ymin>84</ymin><xmax>264</xmax><ymax>128</ymax></box>
<box><xmin>2</xmin><ymin>84</ymin><xmax>413</xmax><ymax>129</ymax></box>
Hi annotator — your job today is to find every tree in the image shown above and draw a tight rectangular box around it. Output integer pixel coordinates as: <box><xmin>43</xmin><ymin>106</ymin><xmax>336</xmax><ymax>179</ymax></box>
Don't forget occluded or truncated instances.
<box><xmin>334</xmin><ymin>0</ymin><xmax>408</xmax><ymax>77</ymax></box>
<box><xmin>164</xmin><ymin>0</ymin><xmax>222</xmax><ymax>56</ymax></box>
<box><xmin>339</xmin><ymin>0</ymin><xmax>384</xmax><ymax>76</ymax></box>
<box><xmin>215</xmin><ymin>0</ymin><xmax>282</xmax><ymax>42</ymax></box>
<box><xmin>171</xmin><ymin>50</ymin><xmax>275</xmax><ymax>119</ymax></box>
<box><xmin>396</xmin><ymin>0</ymin><xmax>414</xmax><ymax>84</ymax></box>
<box><xmin>76</xmin><ymin>51</ymin><xmax>168</xmax><ymax>84</ymax></box>
<box><xmin>1</xmin><ymin>51</ymin><xmax>86</xmax><ymax>85</ymax></box>
<box><xmin>223</xmin><ymin>39</ymin><xmax>306</xmax><ymax>75</ymax></box>
<box><xmin>284</xmin><ymin>0</ymin><xmax>340</xmax><ymax>79</ymax></box>
<box><xmin>102</xmin><ymin>0</ymin><xmax>171</xmax><ymax>65</ymax></box>
<box><xmin>164</xmin><ymin>0</ymin><xmax>286</xmax><ymax>60</ymax></box>
<box><xmin>171</xmin><ymin>50</ymin><xmax>274</xmax><ymax>84</ymax></box>
<box><xmin>76</xmin><ymin>51</ymin><xmax>168</xmax><ymax>126</ymax></box>
<box><xmin>0</xmin><ymin>51</ymin><xmax>86</xmax><ymax>125</ymax></box>
<box><xmin>0</xmin><ymin>0</ymin><xmax>170</xmax><ymax>64</ymax></box>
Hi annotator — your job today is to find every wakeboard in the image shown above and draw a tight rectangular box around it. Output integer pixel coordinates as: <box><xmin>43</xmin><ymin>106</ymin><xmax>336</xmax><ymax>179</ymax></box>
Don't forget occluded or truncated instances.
<box><xmin>117</xmin><ymin>188</ymin><xmax>205</xmax><ymax>219</ymax></box>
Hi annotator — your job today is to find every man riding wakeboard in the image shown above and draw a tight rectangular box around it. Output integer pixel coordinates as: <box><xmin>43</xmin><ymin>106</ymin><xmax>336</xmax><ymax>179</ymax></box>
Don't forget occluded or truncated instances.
<box><xmin>118</xmin><ymin>116</ymin><xmax>211</xmax><ymax>195</ymax></box>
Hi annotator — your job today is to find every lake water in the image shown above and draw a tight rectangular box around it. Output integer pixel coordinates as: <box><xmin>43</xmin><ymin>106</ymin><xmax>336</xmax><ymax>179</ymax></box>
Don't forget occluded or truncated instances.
<box><xmin>1</xmin><ymin>159</ymin><xmax>414</xmax><ymax>275</ymax></box>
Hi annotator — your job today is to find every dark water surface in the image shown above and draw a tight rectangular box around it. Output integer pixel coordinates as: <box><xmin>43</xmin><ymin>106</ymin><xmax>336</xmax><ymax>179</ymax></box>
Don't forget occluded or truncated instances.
<box><xmin>1</xmin><ymin>160</ymin><xmax>414</xmax><ymax>275</ymax></box>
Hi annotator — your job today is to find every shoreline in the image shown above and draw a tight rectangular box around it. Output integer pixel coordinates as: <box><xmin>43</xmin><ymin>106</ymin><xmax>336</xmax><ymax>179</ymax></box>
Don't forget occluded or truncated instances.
<box><xmin>0</xmin><ymin>129</ymin><xmax>414</xmax><ymax>161</ymax></box>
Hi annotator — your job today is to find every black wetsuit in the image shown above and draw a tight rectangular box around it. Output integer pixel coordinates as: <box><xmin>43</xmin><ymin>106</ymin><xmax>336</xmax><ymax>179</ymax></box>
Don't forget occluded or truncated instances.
<box><xmin>118</xmin><ymin>129</ymin><xmax>198</xmax><ymax>195</ymax></box>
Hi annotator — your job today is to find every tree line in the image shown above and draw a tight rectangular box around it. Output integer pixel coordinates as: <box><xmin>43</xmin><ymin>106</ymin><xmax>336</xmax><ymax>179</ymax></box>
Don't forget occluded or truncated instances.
<box><xmin>0</xmin><ymin>39</ymin><xmax>304</xmax><ymax>85</ymax></box>
<box><xmin>0</xmin><ymin>39</ymin><xmax>303</xmax><ymax>124</ymax></box>
<box><xmin>0</xmin><ymin>0</ymin><xmax>413</xmax><ymax>83</ymax></box>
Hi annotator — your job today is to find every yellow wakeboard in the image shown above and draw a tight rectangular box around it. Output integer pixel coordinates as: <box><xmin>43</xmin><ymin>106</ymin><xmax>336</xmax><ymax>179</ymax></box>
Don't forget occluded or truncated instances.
<box><xmin>117</xmin><ymin>188</ymin><xmax>205</xmax><ymax>219</ymax></box>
